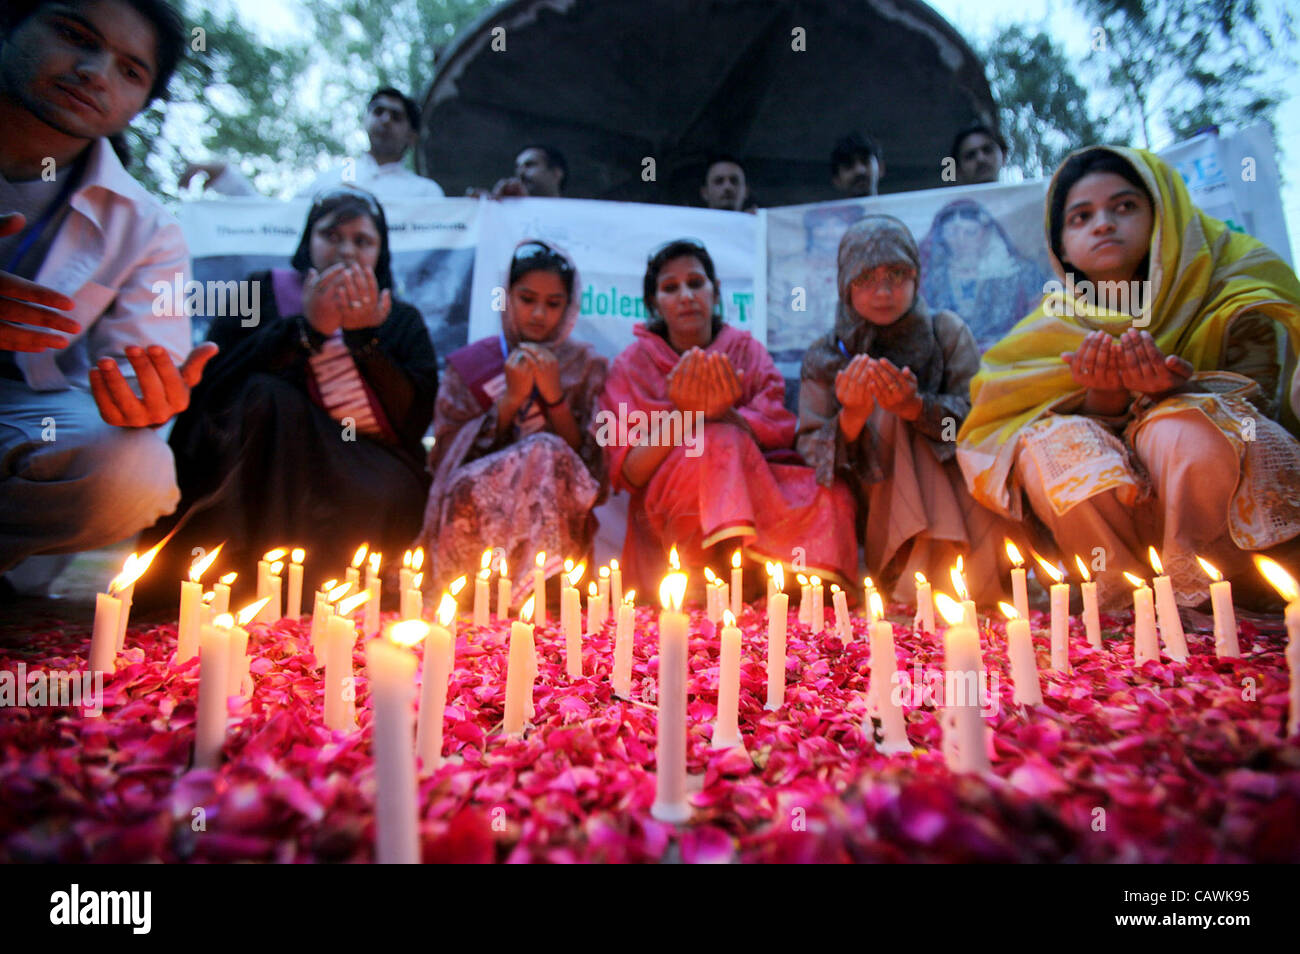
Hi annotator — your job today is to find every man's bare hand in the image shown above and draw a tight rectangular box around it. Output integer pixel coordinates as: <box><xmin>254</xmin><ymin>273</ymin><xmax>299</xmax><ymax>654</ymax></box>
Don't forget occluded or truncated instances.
<box><xmin>0</xmin><ymin>213</ymin><xmax>80</xmax><ymax>352</ymax></box>
<box><xmin>88</xmin><ymin>343</ymin><xmax>219</xmax><ymax>428</ymax></box>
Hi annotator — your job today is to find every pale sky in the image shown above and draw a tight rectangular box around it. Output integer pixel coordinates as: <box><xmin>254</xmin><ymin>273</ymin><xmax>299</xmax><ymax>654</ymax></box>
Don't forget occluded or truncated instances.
<box><xmin>219</xmin><ymin>0</ymin><xmax>1299</xmax><ymax>255</ymax></box>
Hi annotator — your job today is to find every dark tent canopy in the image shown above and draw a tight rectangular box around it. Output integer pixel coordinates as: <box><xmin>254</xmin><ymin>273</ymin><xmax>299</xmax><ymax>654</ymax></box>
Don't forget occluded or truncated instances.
<box><xmin>420</xmin><ymin>0</ymin><xmax>998</xmax><ymax>206</ymax></box>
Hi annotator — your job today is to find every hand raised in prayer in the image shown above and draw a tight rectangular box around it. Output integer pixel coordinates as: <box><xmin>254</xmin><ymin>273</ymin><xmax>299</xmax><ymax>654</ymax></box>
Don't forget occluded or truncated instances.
<box><xmin>866</xmin><ymin>357</ymin><xmax>922</xmax><ymax>421</ymax></box>
<box><xmin>503</xmin><ymin>347</ymin><xmax>536</xmax><ymax>406</ymax></box>
<box><xmin>518</xmin><ymin>342</ymin><xmax>563</xmax><ymax>404</ymax></box>
<box><xmin>1062</xmin><ymin>330</ymin><xmax>1126</xmax><ymax>393</ymax></box>
<box><xmin>88</xmin><ymin>343</ymin><xmax>219</xmax><ymax>428</ymax></box>
<box><xmin>0</xmin><ymin>214</ymin><xmax>81</xmax><ymax>352</ymax></box>
<box><xmin>835</xmin><ymin>354</ymin><xmax>875</xmax><ymax>414</ymax></box>
<box><xmin>302</xmin><ymin>264</ymin><xmax>349</xmax><ymax>336</ymax></box>
<box><xmin>1118</xmin><ymin>329</ymin><xmax>1193</xmax><ymax>396</ymax></box>
<box><xmin>336</xmin><ymin>264</ymin><xmax>391</xmax><ymax>331</ymax></box>
<box><xmin>702</xmin><ymin>352</ymin><xmax>744</xmax><ymax>420</ymax></box>
<box><xmin>667</xmin><ymin>348</ymin><xmax>710</xmax><ymax>414</ymax></box>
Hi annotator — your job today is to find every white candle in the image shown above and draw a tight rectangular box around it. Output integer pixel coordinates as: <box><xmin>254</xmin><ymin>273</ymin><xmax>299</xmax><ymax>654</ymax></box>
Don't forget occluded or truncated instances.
<box><xmin>704</xmin><ymin>569</ymin><xmax>721</xmax><ymax>623</ymax></box>
<box><xmin>713</xmin><ymin>610</ymin><xmax>743</xmax><ymax>750</ymax></box>
<box><xmin>810</xmin><ymin>576</ymin><xmax>824</xmax><ymax>634</ymax></box>
<box><xmin>1126</xmin><ymin>573</ymin><xmax>1159</xmax><ymax>665</ymax></box>
<box><xmin>598</xmin><ymin>566</ymin><xmax>611</xmax><ymax>625</ymax></box>
<box><xmin>1254</xmin><ymin>557</ymin><xmax>1300</xmax><ymax>735</ymax></box>
<box><xmin>1148</xmin><ymin>547</ymin><xmax>1188</xmax><ymax>662</ymax></box>
<box><xmin>178</xmin><ymin>579</ymin><xmax>202</xmax><ymax>663</ymax></box>
<box><xmin>258</xmin><ymin>548</ymin><xmax>286</xmax><ymax>623</ymax></box>
<box><xmin>610</xmin><ymin>559</ymin><xmax>622</xmax><ymax>611</ymax></box>
<box><xmin>1049</xmin><ymin>582</ymin><xmax>1069</xmax><ymax>671</ymax></box>
<box><xmin>324</xmin><ymin>594</ymin><xmax>365</xmax><ymax>730</ymax></box>
<box><xmin>730</xmin><ymin>550</ymin><xmax>743</xmax><ymax>619</ymax></box>
<box><xmin>365</xmin><ymin>554</ymin><xmax>382</xmax><ymax>637</ymax></box>
<box><xmin>832</xmin><ymin>586</ymin><xmax>851</xmax><ymax>646</ymax></box>
<box><xmin>199</xmin><ymin>596</ymin><xmax>214</xmax><ymax>629</ymax></box>
<box><xmin>613</xmin><ymin>593</ymin><xmax>636</xmax><ymax>698</ymax></box>
<box><xmin>225</xmin><ymin>619</ymin><xmax>250</xmax><ymax>698</ymax></box>
<box><xmin>652</xmin><ymin>571</ymin><xmax>691</xmax><ymax>823</ymax></box>
<box><xmin>346</xmin><ymin>544</ymin><xmax>367</xmax><ymax>596</ymax></box>
<box><xmin>213</xmin><ymin>573</ymin><xmax>235</xmax><ymax>618</ymax></box>
<box><xmin>400</xmin><ymin>571</ymin><xmax>423</xmax><ymax>621</ymax></box>
<box><xmin>533</xmin><ymin>552</ymin><xmax>547</xmax><ymax>627</ymax></box>
<box><xmin>504</xmin><ymin>601</ymin><xmax>535</xmax><ymax>734</ymax></box>
<box><xmin>114</xmin><ymin>579</ymin><xmax>134</xmax><ymax>652</ymax></box>
<box><xmin>766</xmin><ymin>578</ymin><xmax>789</xmax><ymax>711</ymax></box>
<box><xmin>913</xmin><ymin>572</ymin><xmax>934</xmax><ymax>635</ymax></box>
<box><xmin>937</xmin><ymin>594</ymin><xmax>989</xmax><ymax>773</ymax></box>
<box><xmin>415</xmin><ymin>619</ymin><xmax>451</xmax><ymax>774</ymax></box>
<box><xmin>1006</xmin><ymin>540</ymin><xmax>1030</xmax><ymax>622</ymax></box>
<box><xmin>195</xmin><ymin>619</ymin><xmax>232</xmax><ymax>769</ymax></box>
<box><xmin>89</xmin><ymin>591</ymin><xmax>122</xmax><ymax>675</ymax></box>
<box><xmin>1198</xmin><ymin>558</ymin><xmax>1238</xmax><ymax>658</ymax></box>
<box><xmin>1072</xmin><ymin>557</ymin><xmax>1101</xmax><ymax>649</ymax></box>
<box><xmin>718</xmin><ymin>582</ymin><xmax>729</xmax><ymax>621</ymax></box>
<box><xmin>798</xmin><ymin>576</ymin><xmax>810</xmax><ymax>625</ymax></box>
<box><xmin>367</xmin><ymin>629</ymin><xmax>420</xmax><ymax>864</ymax></box>
<box><xmin>287</xmin><ymin>549</ymin><xmax>305</xmax><ymax>618</ymax></box>
<box><xmin>586</xmin><ymin>581</ymin><xmax>601</xmax><ymax>636</ymax></box>
<box><xmin>869</xmin><ymin>599</ymin><xmax>910</xmax><ymax>754</ymax></box>
<box><xmin>1001</xmin><ymin>603</ymin><xmax>1042</xmax><ymax>705</ymax></box>
<box><xmin>565</xmin><ymin>584</ymin><xmax>583</xmax><ymax>677</ymax></box>
<box><xmin>473</xmin><ymin>569</ymin><xmax>490</xmax><ymax>627</ymax></box>
<box><xmin>497</xmin><ymin>557</ymin><xmax>511</xmax><ymax>620</ymax></box>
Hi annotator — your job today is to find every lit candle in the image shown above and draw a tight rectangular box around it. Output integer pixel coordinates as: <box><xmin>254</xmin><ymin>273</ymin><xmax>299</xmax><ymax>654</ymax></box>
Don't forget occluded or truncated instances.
<box><xmin>504</xmin><ymin>596</ymin><xmax>536</xmax><ymax>733</ymax></box>
<box><xmin>598</xmin><ymin>565</ymin><xmax>611</xmax><ymax>627</ymax></box>
<box><xmin>563</xmin><ymin>561</ymin><xmax>584</xmax><ymax>677</ymax></box>
<box><xmin>367</xmin><ymin>620</ymin><xmax>422</xmax><ymax>864</ymax></box>
<box><xmin>864</xmin><ymin>576</ymin><xmax>877</xmax><ymax>621</ymax></box>
<box><xmin>268</xmin><ymin>560</ymin><xmax>284</xmax><ymax>623</ymax></box>
<box><xmin>473</xmin><ymin>549</ymin><xmax>492</xmax><ymax>627</ymax></box>
<box><xmin>652</xmin><ymin>565</ymin><xmax>691</xmax><ymax>824</ymax></box>
<box><xmin>1006</xmin><ymin>540</ymin><xmax>1029</xmax><ymax>622</ymax></box>
<box><xmin>1147</xmin><ymin>547</ymin><xmax>1189</xmax><ymax>662</ymax></box>
<box><xmin>713</xmin><ymin>609</ymin><xmax>744</xmax><ymax>750</ymax></box>
<box><xmin>113</xmin><ymin>550</ymin><xmax>145</xmax><ymax>652</ymax></box>
<box><xmin>102</xmin><ymin>547</ymin><xmax>157</xmax><ymax>659</ymax></box>
<box><xmin>180</xmin><ymin>545</ymin><xmax>222</xmax><ymax>663</ymax></box>
<box><xmin>364</xmin><ymin>552</ymin><xmax>382</xmax><ymax>637</ymax></box>
<box><xmin>999</xmin><ymin>602</ymin><xmax>1042</xmax><ymax>706</ymax></box>
<box><xmin>586</xmin><ymin>581</ymin><xmax>600</xmax><ymax>636</ymax></box>
<box><xmin>497</xmin><ymin>556</ymin><xmax>511</xmax><ymax>620</ymax></box>
<box><xmin>416</xmin><ymin>596</ymin><xmax>457</xmax><ymax>773</ymax></box>
<box><xmin>312</xmin><ymin>580</ymin><xmax>349</xmax><ymax>666</ymax></box>
<box><xmin>610</xmin><ymin>558</ymin><xmax>622</xmax><ymax>610</ymax></box>
<box><xmin>90</xmin><ymin>563</ymin><xmax>128</xmax><ymax>676</ymax></box>
<box><xmin>1198</xmin><ymin>556</ymin><xmax>1238</xmax><ymax>658</ymax></box>
<box><xmin>199</xmin><ymin>592</ymin><xmax>215</xmax><ymax>628</ymax></box>
<box><xmin>913</xmin><ymin>571</ymin><xmax>934</xmax><ymax>635</ymax></box>
<box><xmin>797</xmin><ymin>573</ymin><xmax>811</xmax><ymax>625</ymax></box>
<box><xmin>730</xmin><ymin>550</ymin><xmax>743</xmax><ymax>619</ymax></box>
<box><xmin>766</xmin><ymin>561</ymin><xmax>777</xmax><ymax>602</ymax></box>
<box><xmin>935</xmin><ymin>593</ymin><xmax>990</xmax><ymax>773</ymax></box>
<box><xmin>869</xmin><ymin>592</ymin><xmax>910</xmax><ymax>753</ymax></box>
<box><xmin>810</xmin><ymin>575</ymin><xmax>824</xmax><ymax>634</ymax></box>
<box><xmin>194</xmin><ymin>614</ymin><xmax>232</xmax><ymax>770</ymax></box>
<box><xmin>1033</xmin><ymin>553</ymin><xmax>1070</xmax><ymax>672</ymax></box>
<box><xmin>401</xmin><ymin>572</ymin><xmax>423</xmax><ymax>622</ymax></box>
<box><xmin>704</xmin><ymin>568</ymin><xmax>720</xmax><ymax>623</ymax></box>
<box><xmin>1124</xmin><ymin>572</ymin><xmax>1159</xmax><ymax>665</ymax></box>
<box><xmin>213</xmin><ymin>571</ymin><xmax>235</xmax><ymax>618</ymax></box>
<box><xmin>832</xmin><ymin>584</ymin><xmax>851</xmax><ymax>645</ymax></box>
<box><xmin>533</xmin><ymin>552</ymin><xmax>548</xmax><ymax>627</ymax></box>
<box><xmin>226</xmin><ymin>599</ymin><xmax>267</xmax><ymax>698</ymax></box>
<box><xmin>1074</xmin><ymin>555</ymin><xmax>1102</xmax><ymax>649</ymax></box>
<box><xmin>346</xmin><ymin>544</ymin><xmax>368</xmax><ymax>593</ymax></box>
<box><xmin>1255</xmin><ymin>556</ymin><xmax>1300</xmax><ymax>735</ymax></box>
<box><xmin>766</xmin><ymin>564</ymin><xmax>788</xmax><ymax>710</ymax></box>
<box><xmin>951</xmin><ymin>557</ymin><xmax>977</xmax><ymax>632</ymax></box>
<box><xmin>613</xmin><ymin>590</ymin><xmax>636</xmax><ymax>698</ymax></box>
<box><xmin>257</xmin><ymin>547</ymin><xmax>286</xmax><ymax>623</ymax></box>
<box><xmin>287</xmin><ymin>548</ymin><xmax>305</xmax><ymax>619</ymax></box>
<box><xmin>399</xmin><ymin>550</ymin><xmax>413</xmax><ymax>594</ymax></box>
<box><xmin>325</xmin><ymin>591</ymin><xmax>368</xmax><ymax>730</ymax></box>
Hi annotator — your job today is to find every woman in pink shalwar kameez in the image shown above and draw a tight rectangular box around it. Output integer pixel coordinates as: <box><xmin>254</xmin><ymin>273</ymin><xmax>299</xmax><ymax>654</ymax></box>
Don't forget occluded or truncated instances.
<box><xmin>601</xmin><ymin>239</ymin><xmax>857</xmax><ymax>598</ymax></box>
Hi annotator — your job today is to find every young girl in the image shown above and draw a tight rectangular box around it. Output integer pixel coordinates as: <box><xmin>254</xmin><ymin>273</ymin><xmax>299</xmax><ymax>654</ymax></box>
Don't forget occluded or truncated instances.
<box><xmin>959</xmin><ymin>146</ymin><xmax>1300</xmax><ymax>610</ymax></box>
<box><xmin>799</xmin><ymin>214</ymin><xmax>1008</xmax><ymax>605</ymax></box>
<box><xmin>419</xmin><ymin>240</ymin><xmax>607</xmax><ymax>603</ymax></box>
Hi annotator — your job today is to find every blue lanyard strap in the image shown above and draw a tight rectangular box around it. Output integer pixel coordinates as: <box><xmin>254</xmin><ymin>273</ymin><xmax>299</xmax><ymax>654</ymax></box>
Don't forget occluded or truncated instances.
<box><xmin>3</xmin><ymin>157</ymin><xmax>85</xmax><ymax>274</ymax></box>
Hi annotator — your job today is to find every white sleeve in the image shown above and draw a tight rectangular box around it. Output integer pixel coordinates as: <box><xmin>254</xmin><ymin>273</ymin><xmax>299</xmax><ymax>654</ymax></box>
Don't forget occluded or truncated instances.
<box><xmin>206</xmin><ymin>165</ymin><xmax>260</xmax><ymax>197</ymax></box>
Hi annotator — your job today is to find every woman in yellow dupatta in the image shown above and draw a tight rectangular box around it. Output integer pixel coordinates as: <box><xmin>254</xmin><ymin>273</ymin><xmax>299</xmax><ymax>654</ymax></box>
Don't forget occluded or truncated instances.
<box><xmin>957</xmin><ymin>145</ymin><xmax>1300</xmax><ymax>611</ymax></box>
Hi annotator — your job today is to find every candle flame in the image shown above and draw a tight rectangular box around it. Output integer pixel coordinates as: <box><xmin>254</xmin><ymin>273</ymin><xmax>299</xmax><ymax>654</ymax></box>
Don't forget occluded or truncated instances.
<box><xmin>449</xmin><ymin>575</ymin><xmax>467</xmax><ymax>596</ymax></box>
<box><xmin>1123</xmin><ymin>571</ymin><xmax>1146</xmax><ymax>589</ymax></box>
<box><xmin>599</xmin><ymin>566</ymin><xmax>610</xmax><ymax>580</ymax></box>
<box><xmin>327</xmin><ymin>581</ymin><xmax>353</xmax><ymax>603</ymax></box>
<box><xmin>1074</xmin><ymin>555</ymin><xmax>1091</xmax><ymax>582</ymax></box>
<box><xmin>588</xmin><ymin>581</ymin><xmax>598</xmax><ymax>597</ymax></box>
<box><xmin>659</xmin><ymin>571</ymin><xmax>687</xmax><ymax>611</ymax></box>
<box><xmin>202</xmin><ymin>590</ymin><xmax>215</xmax><ymax>603</ymax></box>
<box><xmin>499</xmin><ymin>556</ymin><xmax>508</xmax><ymax>577</ymax></box>
<box><xmin>1196</xmin><ymin>556</ymin><xmax>1223</xmax><ymax>582</ymax></box>
<box><xmin>1004</xmin><ymin>539</ymin><xmax>1024</xmax><ymax>567</ymax></box>
<box><xmin>1147</xmin><ymin>546</ymin><xmax>1164</xmax><ymax>575</ymax></box>
<box><xmin>109</xmin><ymin>542</ymin><xmax>162</xmax><ymax>594</ymax></box>
<box><xmin>479</xmin><ymin>549</ymin><xmax>492</xmax><ymax>571</ymax></box>
<box><xmin>220</xmin><ymin>572</ymin><xmax>237</xmax><ymax>586</ymax></box>
<box><xmin>1032</xmin><ymin>552</ymin><xmax>1064</xmax><ymax>584</ymax></box>
<box><xmin>1254</xmin><ymin>555</ymin><xmax>1299</xmax><ymax>602</ymax></box>
<box><xmin>869</xmin><ymin>591</ymin><xmax>884</xmax><ymax>621</ymax></box>
<box><xmin>610</xmin><ymin>558</ymin><xmax>619</xmax><ymax>571</ymax></box>
<box><xmin>731</xmin><ymin>549</ymin><xmax>741</xmax><ymax>569</ymax></box>
<box><xmin>402</xmin><ymin>550</ymin><xmax>412</xmax><ymax>568</ymax></box>
<box><xmin>188</xmin><ymin>542</ymin><xmax>223</xmax><ymax>583</ymax></box>
<box><xmin>949</xmin><ymin>559</ymin><xmax>968</xmax><ymax>601</ymax></box>
<box><xmin>291</xmin><ymin>548</ymin><xmax>304</xmax><ymax>564</ymax></box>
<box><xmin>566</xmin><ymin>562</ymin><xmax>586</xmax><ymax>587</ymax></box>
<box><xmin>934</xmin><ymin>592</ymin><xmax>964</xmax><ymax>627</ymax></box>
<box><xmin>436</xmin><ymin>593</ymin><xmax>457</xmax><ymax>626</ymax></box>
<box><xmin>668</xmin><ymin>546</ymin><xmax>680</xmax><ymax>570</ymax></box>
<box><xmin>387</xmin><ymin>619</ymin><xmax>429</xmax><ymax>648</ymax></box>
<box><xmin>536</xmin><ymin>551</ymin><xmax>546</xmax><ymax>568</ymax></box>
<box><xmin>337</xmin><ymin>591</ymin><xmax>371</xmax><ymax>616</ymax></box>
<box><xmin>797</xmin><ymin>573</ymin><xmax>808</xmax><ymax>585</ymax></box>
<box><xmin>412</xmin><ymin>573</ymin><xmax>423</xmax><ymax>590</ymax></box>
<box><xmin>624</xmin><ymin>589</ymin><xmax>636</xmax><ymax>606</ymax></box>
<box><xmin>214</xmin><ymin>613</ymin><xmax>234</xmax><ymax>628</ymax></box>
<box><xmin>369</xmin><ymin>552</ymin><xmax>381</xmax><ymax>572</ymax></box>
<box><xmin>564</xmin><ymin>557</ymin><xmax>574</xmax><ymax>572</ymax></box>
<box><xmin>270</xmin><ymin>561</ymin><xmax>284</xmax><ymax>576</ymax></box>
<box><xmin>350</xmin><ymin>544</ymin><xmax>368</xmax><ymax>568</ymax></box>
<box><xmin>265</xmin><ymin>547</ymin><xmax>287</xmax><ymax>562</ymax></box>
<box><xmin>810</xmin><ymin>575</ymin><xmax>821</xmax><ymax>586</ymax></box>
<box><xmin>998</xmin><ymin>601</ymin><xmax>1019</xmax><ymax>621</ymax></box>
<box><xmin>864</xmin><ymin>576</ymin><xmax>874</xmax><ymax>590</ymax></box>
<box><xmin>704</xmin><ymin>567</ymin><xmax>718</xmax><ymax>584</ymax></box>
<box><xmin>478</xmin><ymin>568</ymin><xmax>490</xmax><ymax>581</ymax></box>
<box><xmin>773</xmin><ymin>563</ymin><xmax>784</xmax><ymax>592</ymax></box>
<box><xmin>237</xmin><ymin>598</ymin><xmax>270</xmax><ymax>626</ymax></box>
<box><xmin>914</xmin><ymin>571</ymin><xmax>927</xmax><ymax>586</ymax></box>
<box><xmin>723</xmin><ymin>609</ymin><xmax>736</xmax><ymax>626</ymax></box>
<box><xmin>519</xmin><ymin>595</ymin><xmax>535</xmax><ymax>622</ymax></box>
<box><xmin>412</xmin><ymin>548</ymin><xmax>424</xmax><ymax>572</ymax></box>
<box><xmin>831</xmin><ymin>583</ymin><xmax>841</xmax><ymax>594</ymax></box>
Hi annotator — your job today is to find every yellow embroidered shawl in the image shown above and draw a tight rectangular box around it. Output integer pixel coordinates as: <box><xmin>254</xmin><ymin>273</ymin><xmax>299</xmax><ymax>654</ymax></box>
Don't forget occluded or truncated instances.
<box><xmin>957</xmin><ymin>145</ymin><xmax>1300</xmax><ymax>518</ymax></box>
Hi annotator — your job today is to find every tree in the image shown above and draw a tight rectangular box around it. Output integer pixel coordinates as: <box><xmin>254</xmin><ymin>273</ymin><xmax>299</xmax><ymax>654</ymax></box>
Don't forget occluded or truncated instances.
<box><xmin>982</xmin><ymin>25</ymin><xmax>1113</xmax><ymax>180</ymax></box>
<box><xmin>1074</xmin><ymin>0</ymin><xmax>1294</xmax><ymax>146</ymax></box>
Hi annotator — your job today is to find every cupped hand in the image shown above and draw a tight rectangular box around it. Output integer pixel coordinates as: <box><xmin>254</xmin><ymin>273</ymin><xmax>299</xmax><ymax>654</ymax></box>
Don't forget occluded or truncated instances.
<box><xmin>88</xmin><ymin>343</ymin><xmax>219</xmax><ymax>428</ymax></box>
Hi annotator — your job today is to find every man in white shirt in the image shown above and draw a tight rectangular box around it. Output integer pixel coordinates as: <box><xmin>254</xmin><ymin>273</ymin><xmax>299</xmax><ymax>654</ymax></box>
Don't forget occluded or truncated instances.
<box><xmin>0</xmin><ymin>0</ymin><xmax>216</xmax><ymax>594</ymax></box>
<box><xmin>185</xmin><ymin>87</ymin><xmax>445</xmax><ymax>202</ymax></box>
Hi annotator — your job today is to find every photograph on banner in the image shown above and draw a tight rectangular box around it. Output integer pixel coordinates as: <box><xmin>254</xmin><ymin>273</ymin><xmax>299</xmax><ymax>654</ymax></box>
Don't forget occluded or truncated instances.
<box><xmin>178</xmin><ymin>197</ymin><xmax>480</xmax><ymax>362</ymax></box>
<box><xmin>765</xmin><ymin>180</ymin><xmax>1053</xmax><ymax>378</ymax></box>
<box><xmin>467</xmin><ymin>197</ymin><xmax>762</xmax><ymax>361</ymax></box>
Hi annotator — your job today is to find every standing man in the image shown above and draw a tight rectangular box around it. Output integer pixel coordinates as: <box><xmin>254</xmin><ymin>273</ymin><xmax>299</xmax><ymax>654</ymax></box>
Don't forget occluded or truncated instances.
<box><xmin>950</xmin><ymin>123</ymin><xmax>1007</xmax><ymax>185</ymax></box>
<box><xmin>482</xmin><ymin>143</ymin><xmax>568</xmax><ymax>198</ymax></box>
<box><xmin>700</xmin><ymin>155</ymin><xmax>752</xmax><ymax>212</ymax></box>
<box><xmin>829</xmin><ymin>132</ymin><xmax>885</xmax><ymax>198</ymax></box>
<box><xmin>0</xmin><ymin>0</ymin><xmax>214</xmax><ymax>594</ymax></box>
<box><xmin>185</xmin><ymin>86</ymin><xmax>445</xmax><ymax>200</ymax></box>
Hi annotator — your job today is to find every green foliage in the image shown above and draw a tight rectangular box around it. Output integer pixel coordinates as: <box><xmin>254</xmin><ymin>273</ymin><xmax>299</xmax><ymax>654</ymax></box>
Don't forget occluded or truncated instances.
<box><xmin>982</xmin><ymin>26</ymin><xmax>1112</xmax><ymax>179</ymax></box>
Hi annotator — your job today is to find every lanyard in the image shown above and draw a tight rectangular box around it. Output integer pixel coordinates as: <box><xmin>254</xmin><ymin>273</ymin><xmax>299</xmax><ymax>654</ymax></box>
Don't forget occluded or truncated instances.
<box><xmin>3</xmin><ymin>157</ymin><xmax>85</xmax><ymax>274</ymax></box>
